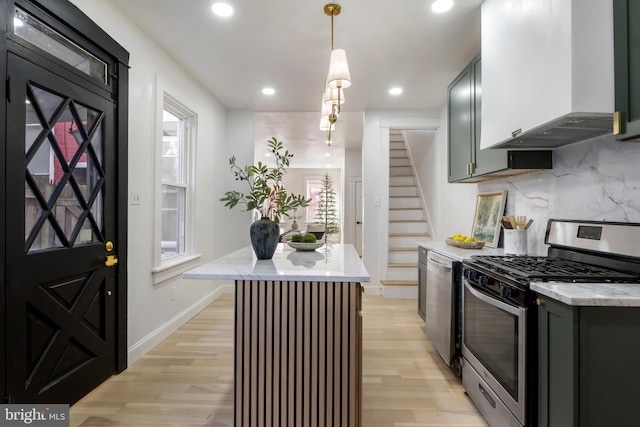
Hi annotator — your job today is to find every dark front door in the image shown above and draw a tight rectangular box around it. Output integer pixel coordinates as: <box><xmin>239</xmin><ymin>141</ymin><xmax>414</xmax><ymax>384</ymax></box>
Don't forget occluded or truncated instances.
<box><xmin>4</xmin><ymin>52</ymin><xmax>118</xmax><ymax>404</ymax></box>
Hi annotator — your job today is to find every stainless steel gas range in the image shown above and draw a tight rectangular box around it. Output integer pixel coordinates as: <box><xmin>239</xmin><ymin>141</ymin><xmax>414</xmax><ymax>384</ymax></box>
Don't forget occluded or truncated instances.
<box><xmin>460</xmin><ymin>219</ymin><xmax>640</xmax><ymax>427</ymax></box>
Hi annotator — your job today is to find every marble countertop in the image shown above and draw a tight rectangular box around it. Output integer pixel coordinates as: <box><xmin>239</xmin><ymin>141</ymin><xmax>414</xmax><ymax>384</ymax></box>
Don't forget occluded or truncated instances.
<box><xmin>417</xmin><ymin>240</ymin><xmax>505</xmax><ymax>262</ymax></box>
<box><xmin>183</xmin><ymin>243</ymin><xmax>369</xmax><ymax>282</ymax></box>
<box><xmin>531</xmin><ymin>282</ymin><xmax>640</xmax><ymax>307</ymax></box>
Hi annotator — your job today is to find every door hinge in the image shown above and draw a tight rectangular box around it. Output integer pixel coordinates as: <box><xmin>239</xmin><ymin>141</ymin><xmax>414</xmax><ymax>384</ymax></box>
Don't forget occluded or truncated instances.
<box><xmin>6</xmin><ymin>76</ymin><xmax>11</xmax><ymax>102</ymax></box>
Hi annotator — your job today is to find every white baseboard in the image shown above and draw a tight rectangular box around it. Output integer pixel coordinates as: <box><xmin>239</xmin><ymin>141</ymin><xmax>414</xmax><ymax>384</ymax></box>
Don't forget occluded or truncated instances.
<box><xmin>382</xmin><ymin>285</ymin><xmax>418</xmax><ymax>299</ymax></box>
<box><xmin>363</xmin><ymin>284</ymin><xmax>381</xmax><ymax>295</ymax></box>
<box><xmin>128</xmin><ymin>284</ymin><xmax>230</xmax><ymax>364</ymax></box>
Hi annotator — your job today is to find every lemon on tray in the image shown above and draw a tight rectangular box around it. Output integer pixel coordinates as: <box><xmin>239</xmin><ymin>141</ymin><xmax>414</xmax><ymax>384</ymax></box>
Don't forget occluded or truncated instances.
<box><xmin>446</xmin><ymin>234</ymin><xmax>484</xmax><ymax>249</ymax></box>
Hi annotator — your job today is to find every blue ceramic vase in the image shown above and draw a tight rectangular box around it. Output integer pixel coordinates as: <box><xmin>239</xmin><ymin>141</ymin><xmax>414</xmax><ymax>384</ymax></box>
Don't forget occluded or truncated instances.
<box><xmin>250</xmin><ymin>217</ymin><xmax>280</xmax><ymax>259</ymax></box>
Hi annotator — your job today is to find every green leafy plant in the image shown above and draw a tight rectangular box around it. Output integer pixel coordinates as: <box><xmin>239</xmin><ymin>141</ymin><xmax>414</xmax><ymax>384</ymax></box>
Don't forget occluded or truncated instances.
<box><xmin>220</xmin><ymin>137</ymin><xmax>310</xmax><ymax>223</ymax></box>
<box><xmin>291</xmin><ymin>232</ymin><xmax>317</xmax><ymax>243</ymax></box>
<box><xmin>314</xmin><ymin>172</ymin><xmax>340</xmax><ymax>239</ymax></box>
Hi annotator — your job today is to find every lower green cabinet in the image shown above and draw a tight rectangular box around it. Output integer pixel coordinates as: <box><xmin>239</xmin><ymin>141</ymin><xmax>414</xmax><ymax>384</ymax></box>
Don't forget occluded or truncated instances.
<box><xmin>537</xmin><ymin>296</ymin><xmax>640</xmax><ymax>426</ymax></box>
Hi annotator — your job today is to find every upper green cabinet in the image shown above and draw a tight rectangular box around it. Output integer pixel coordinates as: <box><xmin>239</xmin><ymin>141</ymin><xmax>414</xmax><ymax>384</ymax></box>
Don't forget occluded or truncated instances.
<box><xmin>614</xmin><ymin>0</ymin><xmax>640</xmax><ymax>141</ymax></box>
<box><xmin>447</xmin><ymin>55</ymin><xmax>477</xmax><ymax>182</ymax></box>
<box><xmin>447</xmin><ymin>54</ymin><xmax>552</xmax><ymax>183</ymax></box>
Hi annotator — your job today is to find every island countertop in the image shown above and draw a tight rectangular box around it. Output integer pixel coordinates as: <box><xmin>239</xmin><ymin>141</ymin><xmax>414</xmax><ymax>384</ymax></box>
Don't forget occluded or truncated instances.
<box><xmin>183</xmin><ymin>243</ymin><xmax>370</xmax><ymax>282</ymax></box>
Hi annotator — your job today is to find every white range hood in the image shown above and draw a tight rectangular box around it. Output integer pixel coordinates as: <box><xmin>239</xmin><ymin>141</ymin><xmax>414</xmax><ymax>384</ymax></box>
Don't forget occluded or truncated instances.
<box><xmin>480</xmin><ymin>0</ymin><xmax>614</xmax><ymax>150</ymax></box>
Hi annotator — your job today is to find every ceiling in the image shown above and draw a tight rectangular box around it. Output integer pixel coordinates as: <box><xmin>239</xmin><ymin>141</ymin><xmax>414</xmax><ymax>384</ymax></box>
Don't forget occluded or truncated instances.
<box><xmin>108</xmin><ymin>0</ymin><xmax>482</xmax><ymax>167</ymax></box>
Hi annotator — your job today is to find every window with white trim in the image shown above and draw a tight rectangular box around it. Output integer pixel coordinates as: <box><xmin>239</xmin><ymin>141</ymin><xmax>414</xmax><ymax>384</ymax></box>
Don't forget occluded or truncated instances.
<box><xmin>157</xmin><ymin>95</ymin><xmax>196</xmax><ymax>262</ymax></box>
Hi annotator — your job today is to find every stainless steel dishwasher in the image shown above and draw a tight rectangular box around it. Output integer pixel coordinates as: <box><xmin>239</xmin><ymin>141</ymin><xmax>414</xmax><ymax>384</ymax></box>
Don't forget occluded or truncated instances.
<box><xmin>425</xmin><ymin>250</ymin><xmax>461</xmax><ymax>375</ymax></box>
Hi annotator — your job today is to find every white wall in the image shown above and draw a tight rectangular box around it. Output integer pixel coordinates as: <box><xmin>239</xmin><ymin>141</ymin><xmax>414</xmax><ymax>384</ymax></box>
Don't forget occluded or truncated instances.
<box><xmin>223</xmin><ymin>110</ymin><xmax>255</xmax><ymax>250</ymax></box>
<box><xmin>70</xmin><ymin>0</ymin><xmax>244</xmax><ymax>364</ymax></box>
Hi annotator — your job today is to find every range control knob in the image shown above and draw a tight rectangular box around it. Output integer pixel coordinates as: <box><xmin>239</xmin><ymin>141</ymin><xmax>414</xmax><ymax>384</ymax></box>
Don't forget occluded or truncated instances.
<box><xmin>500</xmin><ymin>285</ymin><xmax>511</xmax><ymax>298</ymax></box>
<box><xmin>479</xmin><ymin>276</ymin><xmax>489</xmax><ymax>286</ymax></box>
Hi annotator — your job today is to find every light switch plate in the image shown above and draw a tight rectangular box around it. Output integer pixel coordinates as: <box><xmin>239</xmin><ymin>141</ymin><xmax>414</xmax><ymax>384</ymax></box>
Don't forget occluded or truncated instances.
<box><xmin>130</xmin><ymin>190</ymin><xmax>141</xmax><ymax>205</ymax></box>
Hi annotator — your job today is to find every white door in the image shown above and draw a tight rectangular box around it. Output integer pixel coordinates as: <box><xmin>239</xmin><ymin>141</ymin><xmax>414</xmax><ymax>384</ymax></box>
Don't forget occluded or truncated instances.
<box><xmin>355</xmin><ymin>180</ymin><xmax>363</xmax><ymax>256</ymax></box>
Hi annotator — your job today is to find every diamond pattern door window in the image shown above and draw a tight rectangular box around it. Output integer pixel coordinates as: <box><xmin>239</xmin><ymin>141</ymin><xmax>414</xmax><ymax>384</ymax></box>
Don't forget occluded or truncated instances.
<box><xmin>24</xmin><ymin>83</ymin><xmax>105</xmax><ymax>252</ymax></box>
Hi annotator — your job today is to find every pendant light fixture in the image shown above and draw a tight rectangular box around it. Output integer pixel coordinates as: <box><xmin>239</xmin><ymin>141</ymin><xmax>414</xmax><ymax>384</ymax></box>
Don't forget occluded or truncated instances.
<box><xmin>319</xmin><ymin>3</ymin><xmax>351</xmax><ymax>146</ymax></box>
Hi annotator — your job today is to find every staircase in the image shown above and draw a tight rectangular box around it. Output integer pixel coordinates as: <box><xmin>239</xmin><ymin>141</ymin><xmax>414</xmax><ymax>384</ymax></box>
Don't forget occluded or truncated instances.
<box><xmin>381</xmin><ymin>131</ymin><xmax>431</xmax><ymax>299</ymax></box>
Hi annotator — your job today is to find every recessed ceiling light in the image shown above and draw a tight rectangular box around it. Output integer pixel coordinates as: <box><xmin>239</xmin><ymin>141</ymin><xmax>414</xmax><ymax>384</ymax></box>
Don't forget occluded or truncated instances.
<box><xmin>211</xmin><ymin>2</ymin><xmax>233</xmax><ymax>17</ymax></box>
<box><xmin>326</xmin><ymin>164</ymin><xmax>332</xmax><ymax>168</ymax></box>
<box><xmin>325</xmin><ymin>153</ymin><xmax>331</xmax><ymax>157</ymax></box>
<box><xmin>389</xmin><ymin>87</ymin><xmax>403</xmax><ymax>95</ymax></box>
<box><xmin>262</xmin><ymin>87</ymin><xmax>275</xmax><ymax>95</ymax></box>
<box><xmin>431</xmin><ymin>0</ymin><xmax>453</xmax><ymax>13</ymax></box>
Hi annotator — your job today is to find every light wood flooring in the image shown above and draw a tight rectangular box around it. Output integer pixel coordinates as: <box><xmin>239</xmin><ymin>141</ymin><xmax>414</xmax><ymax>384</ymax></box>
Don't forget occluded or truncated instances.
<box><xmin>70</xmin><ymin>293</ymin><xmax>487</xmax><ymax>427</ymax></box>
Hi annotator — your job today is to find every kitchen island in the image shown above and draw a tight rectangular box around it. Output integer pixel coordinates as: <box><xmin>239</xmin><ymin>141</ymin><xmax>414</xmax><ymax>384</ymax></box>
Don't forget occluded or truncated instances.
<box><xmin>184</xmin><ymin>244</ymin><xmax>369</xmax><ymax>427</ymax></box>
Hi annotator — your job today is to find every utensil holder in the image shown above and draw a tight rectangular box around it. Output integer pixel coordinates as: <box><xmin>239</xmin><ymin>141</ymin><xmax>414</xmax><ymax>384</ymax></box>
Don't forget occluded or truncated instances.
<box><xmin>504</xmin><ymin>229</ymin><xmax>528</xmax><ymax>255</ymax></box>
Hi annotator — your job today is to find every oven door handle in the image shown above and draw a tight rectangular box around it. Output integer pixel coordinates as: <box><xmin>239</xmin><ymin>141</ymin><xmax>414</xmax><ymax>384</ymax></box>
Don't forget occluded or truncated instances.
<box><xmin>464</xmin><ymin>281</ymin><xmax>523</xmax><ymax>316</ymax></box>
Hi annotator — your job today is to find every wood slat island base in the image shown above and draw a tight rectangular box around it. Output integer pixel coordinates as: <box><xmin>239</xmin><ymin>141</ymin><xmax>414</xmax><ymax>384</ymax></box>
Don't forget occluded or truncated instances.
<box><xmin>235</xmin><ymin>280</ymin><xmax>362</xmax><ymax>427</ymax></box>
<box><xmin>183</xmin><ymin>244</ymin><xmax>369</xmax><ymax>427</ymax></box>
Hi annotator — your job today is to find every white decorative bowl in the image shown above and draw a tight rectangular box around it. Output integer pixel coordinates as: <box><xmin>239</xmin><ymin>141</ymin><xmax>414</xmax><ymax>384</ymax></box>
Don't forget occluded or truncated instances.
<box><xmin>286</xmin><ymin>241</ymin><xmax>325</xmax><ymax>251</ymax></box>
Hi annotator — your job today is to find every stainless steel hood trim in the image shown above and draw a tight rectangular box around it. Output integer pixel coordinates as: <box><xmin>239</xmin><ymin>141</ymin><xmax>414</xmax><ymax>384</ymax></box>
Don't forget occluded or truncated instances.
<box><xmin>490</xmin><ymin>112</ymin><xmax>613</xmax><ymax>149</ymax></box>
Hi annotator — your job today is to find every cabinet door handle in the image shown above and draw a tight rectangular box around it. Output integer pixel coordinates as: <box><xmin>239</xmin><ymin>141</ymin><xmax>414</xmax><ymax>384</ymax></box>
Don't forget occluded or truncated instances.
<box><xmin>613</xmin><ymin>111</ymin><xmax>622</xmax><ymax>135</ymax></box>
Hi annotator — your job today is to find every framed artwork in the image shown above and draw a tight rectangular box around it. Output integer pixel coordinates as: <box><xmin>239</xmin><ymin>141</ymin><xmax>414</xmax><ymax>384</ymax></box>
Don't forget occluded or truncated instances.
<box><xmin>471</xmin><ymin>191</ymin><xmax>506</xmax><ymax>247</ymax></box>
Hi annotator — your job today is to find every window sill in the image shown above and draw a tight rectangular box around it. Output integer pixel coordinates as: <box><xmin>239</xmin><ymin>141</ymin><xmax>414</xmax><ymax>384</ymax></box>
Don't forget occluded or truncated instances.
<box><xmin>152</xmin><ymin>253</ymin><xmax>202</xmax><ymax>285</ymax></box>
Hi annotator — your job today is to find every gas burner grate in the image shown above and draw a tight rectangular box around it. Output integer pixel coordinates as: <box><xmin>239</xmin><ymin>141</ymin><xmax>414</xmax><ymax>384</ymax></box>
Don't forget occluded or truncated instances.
<box><xmin>470</xmin><ymin>255</ymin><xmax>640</xmax><ymax>282</ymax></box>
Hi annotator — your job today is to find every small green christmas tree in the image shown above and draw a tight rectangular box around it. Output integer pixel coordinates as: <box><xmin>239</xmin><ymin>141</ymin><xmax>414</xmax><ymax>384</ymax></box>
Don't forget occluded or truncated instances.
<box><xmin>315</xmin><ymin>172</ymin><xmax>340</xmax><ymax>241</ymax></box>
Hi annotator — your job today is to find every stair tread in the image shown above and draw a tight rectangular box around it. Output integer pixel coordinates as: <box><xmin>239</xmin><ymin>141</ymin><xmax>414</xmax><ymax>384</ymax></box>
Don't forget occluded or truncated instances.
<box><xmin>380</xmin><ymin>280</ymin><xmax>418</xmax><ymax>287</ymax></box>
<box><xmin>389</xmin><ymin>195</ymin><xmax>419</xmax><ymax>198</ymax></box>
<box><xmin>389</xmin><ymin>219</ymin><xmax>427</xmax><ymax>223</ymax></box>
<box><xmin>389</xmin><ymin>207</ymin><xmax>422</xmax><ymax>210</ymax></box>
<box><xmin>387</xmin><ymin>263</ymin><xmax>417</xmax><ymax>268</ymax></box>
<box><xmin>389</xmin><ymin>247</ymin><xmax>419</xmax><ymax>252</ymax></box>
<box><xmin>389</xmin><ymin>232</ymin><xmax>430</xmax><ymax>237</ymax></box>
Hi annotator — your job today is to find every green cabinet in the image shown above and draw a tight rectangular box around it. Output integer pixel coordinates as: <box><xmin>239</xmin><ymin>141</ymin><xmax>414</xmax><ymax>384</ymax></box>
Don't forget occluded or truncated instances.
<box><xmin>537</xmin><ymin>296</ymin><xmax>640</xmax><ymax>427</ymax></box>
<box><xmin>613</xmin><ymin>0</ymin><xmax>640</xmax><ymax>141</ymax></box>
<box><xmin>447</xmin><ymin>54</ymin><xmax>552</xmax><ymax>183</ymax></box>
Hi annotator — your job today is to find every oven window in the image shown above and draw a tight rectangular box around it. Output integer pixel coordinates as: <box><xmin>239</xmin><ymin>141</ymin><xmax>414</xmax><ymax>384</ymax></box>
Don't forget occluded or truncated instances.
<box><xmin>464</xmin><ymin>286</ymin><xmax>519</xmax><ymax>400</ymax></box>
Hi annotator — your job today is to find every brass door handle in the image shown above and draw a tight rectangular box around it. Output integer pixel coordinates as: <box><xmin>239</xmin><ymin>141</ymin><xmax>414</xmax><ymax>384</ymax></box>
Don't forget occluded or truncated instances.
<box><xmin>105</xmin><ymin>255</ymin><xmax>119</xmax><ymax>267</ymax></box>
<box><xmin>613</xmin><ymin>111</ymin><xmax>622</xmax><ymax>135</ymax></box>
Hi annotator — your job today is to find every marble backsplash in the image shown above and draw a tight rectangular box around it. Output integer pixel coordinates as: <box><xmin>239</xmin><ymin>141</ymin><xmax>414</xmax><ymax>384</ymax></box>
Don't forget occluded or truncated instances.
<box><xmin>479</xmin><ymin>134</ymin><xmax>640</xmax><ymax>255</ymax></box>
